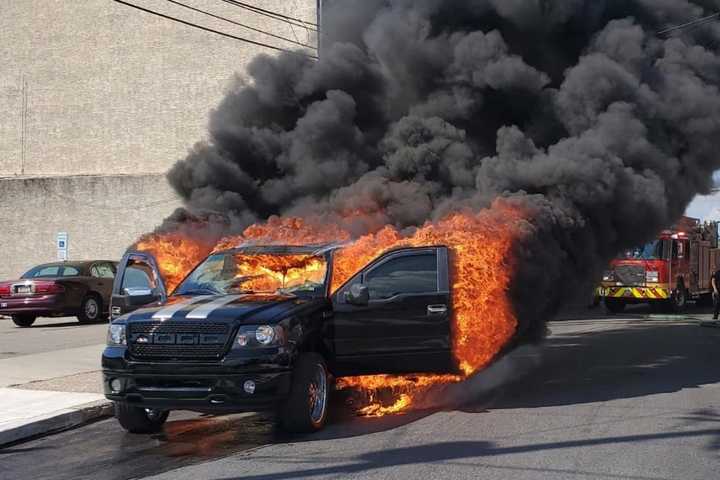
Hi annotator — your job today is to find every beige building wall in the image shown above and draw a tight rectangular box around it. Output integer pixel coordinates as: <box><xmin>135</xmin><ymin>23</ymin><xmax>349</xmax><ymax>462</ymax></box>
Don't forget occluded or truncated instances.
<box><xmin>0</xmin><ymin>0</ymin><xmax>317</xmax><ymax>280</ymax></box>
<box><xmin>0</xmin><ymin>175</ymin><xmax>179</xmax><ymax>278</ymax></box>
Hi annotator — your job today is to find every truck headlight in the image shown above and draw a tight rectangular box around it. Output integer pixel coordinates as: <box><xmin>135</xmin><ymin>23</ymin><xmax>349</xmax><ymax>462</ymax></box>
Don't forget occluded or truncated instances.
<box><xmin>234</xmin><ymin>325</ymin><xmax>286</xmax><ymax>348</ymax></box>
<box><xmin>602</xmin><ymin>271</ymin><xmax>615</xmax><ymax>282</ymax></box>
<box><xmin>107</xmin><ymin>324</ymin><xmax>126</xmax><ymax>346</ymax></box>
<box><xmin>646</xmin><ymin>271</ymin><xmax>659</xmax><ymax>283</ymax></box>
<box><xmin>256</xmin><ymin>325</ymin><xmax>276</xmax><ymax>345</ymax></box>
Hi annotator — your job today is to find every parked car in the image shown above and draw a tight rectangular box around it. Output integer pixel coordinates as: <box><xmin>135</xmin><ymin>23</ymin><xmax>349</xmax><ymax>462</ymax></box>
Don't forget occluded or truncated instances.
<box><xmin>0</xmin><ymin>260</ymin><xmax>118</xmax><ymax>327</ymax></box>
<box><xmin>104</xmin><ymin>244</ymin><xmax>452</xmax><ymax>434</ymax></box>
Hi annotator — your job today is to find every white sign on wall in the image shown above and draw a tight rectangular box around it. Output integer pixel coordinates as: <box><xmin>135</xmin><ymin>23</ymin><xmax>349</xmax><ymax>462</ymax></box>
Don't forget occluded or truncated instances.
<box><xmin>57</xmin><ymin>232</ymin><xmax>68</xmax><ymax>260</ymax></box>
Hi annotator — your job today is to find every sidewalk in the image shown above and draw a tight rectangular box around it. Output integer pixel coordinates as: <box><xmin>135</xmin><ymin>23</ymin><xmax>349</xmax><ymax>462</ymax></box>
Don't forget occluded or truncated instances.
<box><xmin>0</xmin><ymin>388</ymin><xmax>112</xmax><ymax>446</ymax></box>
<box><xmin>0</xmin><ymin>343</ymin><xmax>112</xmax><ymax>446</ymax></box>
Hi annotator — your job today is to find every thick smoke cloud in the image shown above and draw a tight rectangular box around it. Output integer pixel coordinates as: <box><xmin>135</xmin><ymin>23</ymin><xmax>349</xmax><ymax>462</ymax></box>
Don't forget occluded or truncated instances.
<box><xmin>163</xmin><ymin>0</ymin><xmax>720</xmax><ymax>339</ymax></box>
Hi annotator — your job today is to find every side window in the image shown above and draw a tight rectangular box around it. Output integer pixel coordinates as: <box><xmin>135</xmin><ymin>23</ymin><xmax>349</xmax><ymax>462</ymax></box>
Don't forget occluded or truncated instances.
<box><xmin>90</xmin><ymin>265</ymin><xmax>101</xmax><ymax>278</ymax></box>
<box><xmin>365</xmin><ymin>253</ymin><xmax>438</xmax><ymax>300</ymax></box>
<box><xmin>61</xmin><ymin>266</ymin><xmax>80</xmax><ymax>277</ymax></box>
<box><xmin>97</xmin><ymin>263</ymin><xmax>115</xmax><ymax>278</ymax></box>
<box><xmin>121</xmin><ymin>259</ymin><xmax>159</xmax><ymax>292</ymax></box>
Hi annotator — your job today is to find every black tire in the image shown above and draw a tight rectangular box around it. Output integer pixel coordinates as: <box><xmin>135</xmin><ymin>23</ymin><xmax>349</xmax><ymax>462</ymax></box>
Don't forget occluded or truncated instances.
<box><xmin>11</xmin><ymin>315</ymin><xmax>36</xmax><ymax>328</ymax></box>
<box><xmin>279</xmin><ymin>353</ymin><xmax>329</xmax><ymax>434</ymax></box>
<box><xmin>115</xmin><ymin>402</ymin><xmax>169</xmax><ymax>434</ymax></box>
<box><xmin>604</xmin><ymin>298</ymin><xmax>626</xmax><ymax>314</ymax></box>
<box><xmin>668</xmin><ymin>284</ymin><xmax>688</xmax><ymax>313</ymax></box>
<box><xmin>77</xmin><ymin>294</ymin><xmax>102</xmax><ymax>323</ymax></box>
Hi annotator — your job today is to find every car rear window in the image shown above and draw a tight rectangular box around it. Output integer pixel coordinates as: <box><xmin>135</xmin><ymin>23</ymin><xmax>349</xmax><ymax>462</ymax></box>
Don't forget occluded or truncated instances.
<box><xmin>23</xmin><ymin>266</ymin><xmax>61</xmax><ymax>278</ymax></box>
<box><xmin>23</xmin><ymin>265</ymin><xmax>82</xmax><ymax>278</ymax></box>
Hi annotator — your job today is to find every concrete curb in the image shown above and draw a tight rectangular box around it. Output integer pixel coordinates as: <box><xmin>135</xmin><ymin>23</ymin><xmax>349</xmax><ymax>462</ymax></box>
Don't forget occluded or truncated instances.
<box><xmin>0</xmin><ymin>399</ymin><xmax>113</xmax><ymax>447</ymax></box>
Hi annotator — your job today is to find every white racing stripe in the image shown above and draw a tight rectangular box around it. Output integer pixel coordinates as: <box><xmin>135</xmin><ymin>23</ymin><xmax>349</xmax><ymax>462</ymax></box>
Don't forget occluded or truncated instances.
<box><xmin>185</xmin><ymin>295</ymin><xmax>243</xmax><ymax>319</ymax></box>
<box><xmin>151</xmin><ymin>295</ymin><xmax>212</xmax><ymax>320</ymax></box>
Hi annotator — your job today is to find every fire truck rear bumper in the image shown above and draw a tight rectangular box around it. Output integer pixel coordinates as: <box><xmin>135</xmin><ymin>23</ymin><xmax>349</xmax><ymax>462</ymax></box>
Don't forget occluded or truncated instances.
<box><xmin>597</xmin><ymin>286</ymin><xmax>670</xmax><ymax>300</ymax></box>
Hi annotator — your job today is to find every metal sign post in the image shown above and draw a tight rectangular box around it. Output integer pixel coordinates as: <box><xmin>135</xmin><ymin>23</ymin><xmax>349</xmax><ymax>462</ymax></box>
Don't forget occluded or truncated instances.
<box><xmin>57</xmin><ymin>232</ymin><xmax>68</xmax><ymax>260</ymax></box>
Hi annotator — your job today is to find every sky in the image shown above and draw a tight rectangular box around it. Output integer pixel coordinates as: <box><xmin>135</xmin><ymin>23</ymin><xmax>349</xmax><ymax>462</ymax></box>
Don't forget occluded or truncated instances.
<box><xmin>685</xmin><ymin>172</ymin><xmax>720</xmax><ymax>220</ymax></box>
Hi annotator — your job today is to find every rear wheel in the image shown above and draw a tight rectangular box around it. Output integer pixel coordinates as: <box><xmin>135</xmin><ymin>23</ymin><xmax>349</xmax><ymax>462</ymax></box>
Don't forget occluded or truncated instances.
<box><xmin>115</xmin><ymin>402</ymin><xmax>169</xmax><ymax>433</ymax></box>
<box><xmin>11</xmin><ymin>315</ymin><xmax>36</xmax><ymax>328</ymax></box>
<box><xmin>604</xmin><ymin>298</ymin><xmax>626</xmax><ymax>314</ymax></box>
<box><xmin>77</xmin><ymin>295</ymin><xmax>101</xmax><ymax>323</ymax></box>
<box><xmin>667</xmin><ymin>283</ymin><xmax>688</xmax><ymax>313</ymax></box>
<box><xmin>279</xmin><ymin>353</ymin><xmax>329</xmax><ymax>433</ymax></box>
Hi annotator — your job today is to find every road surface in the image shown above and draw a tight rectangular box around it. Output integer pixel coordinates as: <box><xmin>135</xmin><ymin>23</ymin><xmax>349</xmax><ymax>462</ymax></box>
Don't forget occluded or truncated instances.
<box><xmin>1</xmin><ymin>309</ymin><xmax>719</xmax><ymax>480</ymax></box>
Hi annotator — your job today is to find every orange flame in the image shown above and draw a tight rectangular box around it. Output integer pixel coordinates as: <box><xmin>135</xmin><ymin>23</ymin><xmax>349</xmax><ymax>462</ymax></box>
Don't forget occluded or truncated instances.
<box><xmin>231</xmin><ymin>254</ymin><xmax>327</xmax><ymax>293</ymax></box>
<box><xmin>136</xmin><ymin>201</ymin><xmax>525</xmax><ymax>416</ymax></box>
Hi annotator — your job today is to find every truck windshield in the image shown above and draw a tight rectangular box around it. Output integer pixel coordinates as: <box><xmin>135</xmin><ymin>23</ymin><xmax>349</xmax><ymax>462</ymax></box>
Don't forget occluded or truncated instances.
<box><xmin>174</xmin><ymin>252</ymin><xmax>328</xmax><ymax>297</ymax></box>
<box><xmin>623</xmin><ymin>240</ymin><xmax>663</xmax><ymax>260</ymax></box>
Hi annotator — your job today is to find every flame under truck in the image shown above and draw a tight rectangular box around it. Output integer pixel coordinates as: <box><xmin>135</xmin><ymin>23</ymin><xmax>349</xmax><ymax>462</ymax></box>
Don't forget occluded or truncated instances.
<box><xmin>598</xmin><ymin>217</ymin><xmax>720</xmax><ymax>313</ymax></box>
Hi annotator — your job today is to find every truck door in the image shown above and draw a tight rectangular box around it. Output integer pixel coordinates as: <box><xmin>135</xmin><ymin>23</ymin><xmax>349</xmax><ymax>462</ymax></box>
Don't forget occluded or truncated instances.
<box><xmin>110</xmin><ymin>251</ymin><xmax>166</xmax><ymax>320</ymax></box>
<box><xmin>330</xmin><ymin>247</ymin><xmax>453</xmax><ymax>375</ymax></box>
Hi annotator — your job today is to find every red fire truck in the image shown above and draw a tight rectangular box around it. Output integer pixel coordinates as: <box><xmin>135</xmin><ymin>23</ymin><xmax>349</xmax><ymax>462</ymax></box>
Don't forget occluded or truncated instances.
<box><xmin>598</xmin><ymin>217</ymin><xmax>720</xmax><ymax>313</ymax></box>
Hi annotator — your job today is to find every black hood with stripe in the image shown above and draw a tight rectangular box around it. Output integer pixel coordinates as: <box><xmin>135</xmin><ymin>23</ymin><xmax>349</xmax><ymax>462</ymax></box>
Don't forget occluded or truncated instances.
<box><xmin>123</xmin><ymin>294</ymin><xmax>321</xmax><ymax>325</ymax></box>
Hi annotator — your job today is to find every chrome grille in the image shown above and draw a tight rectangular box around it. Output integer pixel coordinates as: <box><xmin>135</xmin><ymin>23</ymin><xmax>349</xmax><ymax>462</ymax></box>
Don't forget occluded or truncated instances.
<box><xmin>615</xmin><ymin>265</ymin><xmax>645</xmax><ymax>286</ymax></box>
<box><xmin>128</xmin><ymin>322</ymin><xmax>230</xmax><ymax>360</ymax></box>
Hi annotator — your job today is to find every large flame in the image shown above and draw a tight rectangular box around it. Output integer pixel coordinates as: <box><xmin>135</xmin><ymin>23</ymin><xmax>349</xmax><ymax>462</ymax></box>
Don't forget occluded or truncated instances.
<box><xmin>136</xmin><ymin>201</ymin><xmax>525</xmax><ymax>416</ymax></box>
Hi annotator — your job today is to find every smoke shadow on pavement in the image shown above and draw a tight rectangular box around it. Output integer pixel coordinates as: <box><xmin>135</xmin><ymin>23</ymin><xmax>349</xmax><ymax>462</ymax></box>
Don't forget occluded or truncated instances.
<box><xmin>475</xmin><ymin>319</ymin><xmax>720</xmax><ymax>411</ymax></box>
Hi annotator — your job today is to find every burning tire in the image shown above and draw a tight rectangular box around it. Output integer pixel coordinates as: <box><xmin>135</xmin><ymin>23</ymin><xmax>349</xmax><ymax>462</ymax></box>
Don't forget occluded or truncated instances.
<box><xmin>279</xmin><ymin>353</ymin><xmax>329</xmax><ymax>433</ymax></box>
<box><xmin>604</xmin><ymin>298</ymin><xmax>626</xmax><ymax>314</ymax></box>
<box><xmin>11</xmin><ymin>315</ymin><xmax>36</xmax><ymax>328</ymax></box>
<box><xmin>114</xmin><ymin>402</ymin><xmax>169</xmax><ymax>433</ymax></box>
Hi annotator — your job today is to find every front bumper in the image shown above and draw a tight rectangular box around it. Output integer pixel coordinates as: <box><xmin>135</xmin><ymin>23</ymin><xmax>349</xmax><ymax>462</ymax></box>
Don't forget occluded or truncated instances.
<box><xmin>0</xmin><ymin>294</ymin><xmax>65</xmax><ymax>316</ymax></box>
<box><xmin>102</xmin><ymin>347</ymin><xmax>292</xmax><ymax>413</ymax></box>
<box><xmin>597</xmin><ymin>285</ymin><xmax>670</xmax><ymax>300</ymax></box>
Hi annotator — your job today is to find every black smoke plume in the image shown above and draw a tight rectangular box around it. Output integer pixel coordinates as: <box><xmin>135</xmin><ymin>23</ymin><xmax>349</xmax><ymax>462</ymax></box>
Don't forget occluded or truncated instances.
<box><xmin>162</xmin><ymin>0</ymin><xmax>720</xmax><ymax>340</ymax></box>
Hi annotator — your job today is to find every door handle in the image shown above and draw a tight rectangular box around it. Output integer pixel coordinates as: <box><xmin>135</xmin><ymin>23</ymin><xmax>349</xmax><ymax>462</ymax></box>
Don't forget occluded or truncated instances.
<box><xmin>427</xmin><ymin>304</ymin><xmax>447</xmax><ymax>315</ymax></box>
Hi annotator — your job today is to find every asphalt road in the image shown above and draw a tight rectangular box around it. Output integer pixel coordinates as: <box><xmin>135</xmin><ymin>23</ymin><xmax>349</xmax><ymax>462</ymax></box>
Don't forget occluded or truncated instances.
<box><xmin>0</xmin><ymin>316</ymin><xmax>108</xmax><ymax>360</ymax></box>
<box><xmin>1</xmin><ymin>308</ymin><xmax>720</xmax><ymax>480</ymax></box>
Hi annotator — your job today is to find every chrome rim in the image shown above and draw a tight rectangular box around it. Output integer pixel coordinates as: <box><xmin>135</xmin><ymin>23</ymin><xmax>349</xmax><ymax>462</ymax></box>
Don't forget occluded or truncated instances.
<box><xmin>85</xmin><ymin>299</ymin><xmax>98</xmax><ymax>319</ymax></box>
<box><xmin>145</xmin><ymin>408</ymin><xmax>164</xmax><ymax>422</ymax></box>
<box><xmin>308</xmin><ymin>364</ymin><xmax>327</xmax><ymax>424</ymax></box>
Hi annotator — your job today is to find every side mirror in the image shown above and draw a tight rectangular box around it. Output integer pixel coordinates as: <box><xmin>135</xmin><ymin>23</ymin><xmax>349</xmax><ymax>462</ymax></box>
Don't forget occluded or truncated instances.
<box><xmin>123</xmin><ymin>287</ymin><xmax>160</xmax><ymax>306</ymax></box>
<box><xmin>124</xmin><ymin>287</ymin><xmax>152</xmax><ymax>297</ymax></box>
<box><xmin>346</xmin><ymin>284</ymin><xmax>369</xmax><ymax>306</ymax></box>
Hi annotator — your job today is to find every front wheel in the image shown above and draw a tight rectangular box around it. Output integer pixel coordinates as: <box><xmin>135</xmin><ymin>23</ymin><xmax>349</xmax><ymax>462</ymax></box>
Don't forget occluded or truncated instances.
<box><xmin>115</xmin><ymin>402</ymin><xmax>169</xmax><ymax>433</ymax></box>
<box><xmin>11</xmin><ymin>315</ymin><xmax>36</xmax><ymax>327</ymax></box>
<box><xmin>604</xmin><ymin>298</ymin><xmax>626</xmax><ymax>314</ymax></box>
<box><xmin>279</xmin><ymin>353</ymin><xmax>329</xmax><ymax>433</ymax></box>
<box><xmin>667</xmin><ymin>285</ymin><xmax>688</xmax><ymax>313</ymax></box>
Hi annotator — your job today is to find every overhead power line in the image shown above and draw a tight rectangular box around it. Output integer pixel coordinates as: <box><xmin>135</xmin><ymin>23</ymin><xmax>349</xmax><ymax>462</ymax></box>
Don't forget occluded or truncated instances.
<box><xmin>218</xmin><ymin>0</ymin><xmax>318</xmax><ymax>31</ymax></box>
<box><xmin>657</xmin><ymin>11</ymin><xmax>720</xmax><ymax>36</ymax></box>
<box><xmin>162</xmin><ymin>0</ymin><xmax>315</xmax><ymax>50</ymax></box>
<box><xmin>113</xmin><ymin>0</ymin><xmax>317</xmax><ymax>59</ymax></box>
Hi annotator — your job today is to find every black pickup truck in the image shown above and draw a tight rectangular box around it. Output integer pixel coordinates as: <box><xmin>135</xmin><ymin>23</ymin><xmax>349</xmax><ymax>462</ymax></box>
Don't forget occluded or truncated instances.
<box><xmin>103</xmin><ymin>244</ymin><xmax>453</xmax><ymax>433</ymax></box>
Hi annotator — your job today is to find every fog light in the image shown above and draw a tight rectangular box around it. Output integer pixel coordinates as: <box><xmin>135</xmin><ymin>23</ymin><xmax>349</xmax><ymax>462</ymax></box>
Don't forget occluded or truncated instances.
<box><xmin>110</xmin><ymin>378</ymin><xmax>122</xmax><ymax>393</ymax></box>
<box><xmin>243</xmin><ymin>380</ymin><xmax>256</xmax><ymax>394</ymax></box>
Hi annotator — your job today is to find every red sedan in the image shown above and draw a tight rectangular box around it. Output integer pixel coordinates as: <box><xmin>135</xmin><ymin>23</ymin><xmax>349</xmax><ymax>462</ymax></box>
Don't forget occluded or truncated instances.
<box><xmin>0</xmin><ymin>261</ymin><xmax>117</xmax><ymax>327</ymax></box>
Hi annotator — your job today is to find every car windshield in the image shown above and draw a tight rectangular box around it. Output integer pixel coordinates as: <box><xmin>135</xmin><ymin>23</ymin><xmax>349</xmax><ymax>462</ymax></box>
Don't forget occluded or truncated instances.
<box><xmin>623</xmin><ymin>240</ymin><xmax>664</xmax><ymax>260</ymax></box>
<box><xmin>174</xmin><ymin>252</ymin><xmax>328</xmax><ymax>297</ymax></box>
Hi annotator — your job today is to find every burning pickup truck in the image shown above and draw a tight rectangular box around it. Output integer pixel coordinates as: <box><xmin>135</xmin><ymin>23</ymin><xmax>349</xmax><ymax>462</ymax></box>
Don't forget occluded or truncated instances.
<box><xmin>103</xmin><ymin>243</ymin><xmax>456</xmax><ymax>433</ymax></box>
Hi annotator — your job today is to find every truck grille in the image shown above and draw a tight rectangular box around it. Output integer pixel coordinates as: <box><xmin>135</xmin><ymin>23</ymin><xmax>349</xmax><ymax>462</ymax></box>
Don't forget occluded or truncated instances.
<box><xmin>127</xmin><ymin>322</ymin><xmax>231</xmax><ymax>360</ymax></box>
<box><xmin>615</xmin><ymin>265</ymin><xmax>645</xmax><ymax>286</ymax></box>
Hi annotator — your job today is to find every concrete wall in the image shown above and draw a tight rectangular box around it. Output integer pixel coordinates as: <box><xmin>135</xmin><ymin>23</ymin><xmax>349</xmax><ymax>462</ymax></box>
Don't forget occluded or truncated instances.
<box><xmin>0</xmin><ymin>175</ymin><xmax>180</xmax><ymax>279</ymax></box>
<box><xmin>0</xmin><ymin>0</ymin><xmax>317</xmax><ymax>176</ymax></box>
<box><xmin>0</xmin><ymin>1</ymin><xmax>316</xmax><ymax>281</ymax></box>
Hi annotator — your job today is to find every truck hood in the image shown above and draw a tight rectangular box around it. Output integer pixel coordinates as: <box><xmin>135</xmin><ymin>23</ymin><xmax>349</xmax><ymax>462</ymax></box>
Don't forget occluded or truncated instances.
<box><xmin>123</xmin><ymin>293</ymin><xmax>310</xmax><ymax>324</ymax></box>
